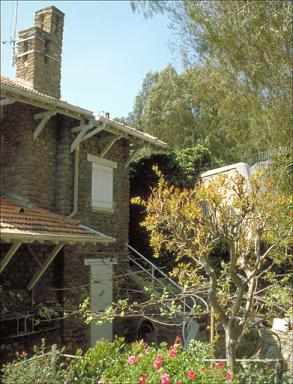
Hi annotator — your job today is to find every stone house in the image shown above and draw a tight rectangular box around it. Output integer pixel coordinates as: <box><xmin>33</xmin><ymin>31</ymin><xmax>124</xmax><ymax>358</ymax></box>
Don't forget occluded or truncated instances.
<box><xmin>0</xmin><ymin>5</ymin><xmax>166</xmax><ymax>362</ymax></box>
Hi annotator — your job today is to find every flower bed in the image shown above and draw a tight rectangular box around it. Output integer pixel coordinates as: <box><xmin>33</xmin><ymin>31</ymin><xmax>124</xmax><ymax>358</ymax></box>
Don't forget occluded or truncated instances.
<box><xmin>2</xmin><ymin>337</ymin><xmax>277</xmax><ymax>383</ymax></box>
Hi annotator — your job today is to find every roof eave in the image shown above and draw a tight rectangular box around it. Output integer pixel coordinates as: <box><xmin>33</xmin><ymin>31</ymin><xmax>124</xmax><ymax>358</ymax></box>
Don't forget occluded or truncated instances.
<box><xmin>1</xmin><ymin>80</ymin><xmax>168</xmax><ymax>149</ymax></box>
<box><xmin>1</xmin><ymin>83</ymin><xmax>93</xmax><ymax>120</ymax></box>
<box><xmin>96</xmin><ymin>115</ymin><xmax>168</xmax><ymax>150</ymax></box>
<box><xmin>0</xmin><ymin>231</ymin><xmax>116</xmax><ymax>245</ymax></box>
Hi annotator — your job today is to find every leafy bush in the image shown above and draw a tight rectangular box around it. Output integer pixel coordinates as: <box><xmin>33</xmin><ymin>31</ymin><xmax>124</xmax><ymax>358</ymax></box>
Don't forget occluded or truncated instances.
<box><xmin>2</xmin><ymin>340</ymin><xmax>67</xmax><ymax>384</ymax></box>
<box><xmin>68</xmin><ymin>337</ymin><xmax>234</xmax><ymax>384</ymax></box>
<box><xmin>2</xmin><ymin>338</ymin><xmax>279</xmax><ymax>384</ymax></box>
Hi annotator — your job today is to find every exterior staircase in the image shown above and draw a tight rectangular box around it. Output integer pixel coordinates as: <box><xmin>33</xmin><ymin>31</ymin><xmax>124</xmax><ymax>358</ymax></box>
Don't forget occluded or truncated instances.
<box><xmin>127</xmin><ymin>244</ymin><xmax>206</xmax><ymax>348</ymax></box>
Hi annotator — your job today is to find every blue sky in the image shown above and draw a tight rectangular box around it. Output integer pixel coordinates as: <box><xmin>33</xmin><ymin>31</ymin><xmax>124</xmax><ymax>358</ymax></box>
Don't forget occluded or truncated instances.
<box><xmin>1</xmin><ymin>0</ymin><xmax>179</xmax><ymax>118</ymax></box>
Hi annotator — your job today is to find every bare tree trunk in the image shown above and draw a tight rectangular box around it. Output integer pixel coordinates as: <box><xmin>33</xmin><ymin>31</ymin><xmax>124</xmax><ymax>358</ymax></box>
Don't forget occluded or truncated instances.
<box><xmin>225</xmin><ymin>325</ymin><xmax>237</xmax><ymax>375</ymax></box>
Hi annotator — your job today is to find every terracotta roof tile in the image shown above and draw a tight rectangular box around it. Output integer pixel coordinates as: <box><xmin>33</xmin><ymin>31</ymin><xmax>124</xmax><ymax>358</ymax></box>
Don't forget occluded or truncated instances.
<box><xmin>0</xmin><ymin>75</ymin><xmax>92</xmax><ymax>116</ymax></box>
<box><xmin>0</xmin><ymin>198</ymin><xmax>114</xmax><ymax>244</ymax></box>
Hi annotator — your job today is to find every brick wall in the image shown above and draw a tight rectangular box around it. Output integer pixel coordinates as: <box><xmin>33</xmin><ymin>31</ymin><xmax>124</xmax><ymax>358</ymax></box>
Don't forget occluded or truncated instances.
<box><xmin>62</xmin><ymin>131</ymin><xmax>130</xmax><ymax>351</ymax></box>
<box><xmin>1</xmin><ymin>102</ymin><xmax>133</xmax><ymax>357</ymax></box>
<box><xmin>0</xmin><ymin>244</ymin><xmax>63</xmax><ymax>363</ymax></box>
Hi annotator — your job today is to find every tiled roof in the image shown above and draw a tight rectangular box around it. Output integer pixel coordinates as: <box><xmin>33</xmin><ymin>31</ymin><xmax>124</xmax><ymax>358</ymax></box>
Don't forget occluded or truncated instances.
<box><xmin>1</xmin><ymin>76</ymin><xmax>57</xmax><ymax>100</ymax></box>
<box><xmin>1</xmin><ymin>75</ymin><xmax>167</xmax><ymax>149</ymax></box>
<box><xmin>0</xmin><ymin>198</ymin><xmax>114</xmax><ymax>244</ymax></box>
<box><xmin>0</xmin><ymin>75</ymin><xmax>93</xmax><ymax>116</ymax></box>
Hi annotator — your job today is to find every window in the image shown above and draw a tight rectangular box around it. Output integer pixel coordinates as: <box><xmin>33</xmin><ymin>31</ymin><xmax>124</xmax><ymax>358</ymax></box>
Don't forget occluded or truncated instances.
<box><xmin>87</xmin><ymin>154</ymin><xmax>117</xmax><ymax>211</ymax></box>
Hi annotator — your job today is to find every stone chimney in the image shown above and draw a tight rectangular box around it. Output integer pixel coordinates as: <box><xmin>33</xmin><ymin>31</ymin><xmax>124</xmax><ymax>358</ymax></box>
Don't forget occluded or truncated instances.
<box><xmin>16</xmin><ymin>6</ymin><xmax>64</xmax><ymax>99</ymax></box>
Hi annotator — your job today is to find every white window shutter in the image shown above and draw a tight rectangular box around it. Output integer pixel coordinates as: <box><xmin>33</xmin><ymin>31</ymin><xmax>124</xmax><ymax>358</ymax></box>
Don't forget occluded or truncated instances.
<box><xmin>91</xmin><ymin>162</ymin><xmax>114</xmax><ymax>209</ymax></box>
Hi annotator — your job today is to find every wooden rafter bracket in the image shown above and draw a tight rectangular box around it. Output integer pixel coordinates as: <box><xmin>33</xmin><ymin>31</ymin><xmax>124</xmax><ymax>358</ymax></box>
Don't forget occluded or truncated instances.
<box><xmin>0</xmin><ymin>242</ymin><xmax>22</xmax><ymax>274</ymax></box>
<box><xmin>100</xmin><ymin>135</ymin><xmax>122</xmax><ymax>158</ymax></box>
<box><xmin>70</xmin><ymin>119</ymin><xmax>96</xmax><ymax>152</ymax></box>
<box><xmin>33</xmin><ymin>110</ymin><xmax>57</xmax><ymax>140</ymax></box>
<box><xmin>27</xmin><ymin>243</ymin><xmax>63</xmax><ymax>291</ymax></box>
<box><xmin>124</xmin><ymin>144</ymin><xmax>143</xmax><ymax>169</ymax></box>
<box><xmin>81</xmin><ymin>121</ymin><xmax>108</xmax><ymax>143</ymax></box>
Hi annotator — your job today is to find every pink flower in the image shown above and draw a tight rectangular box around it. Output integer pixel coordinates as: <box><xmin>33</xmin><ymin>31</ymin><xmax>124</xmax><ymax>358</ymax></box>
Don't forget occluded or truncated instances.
<box><xmin>169</xmin><ymin>348</ymin><xmax>176</xmax><ymax>358</ymax></box>
<box><xmin>175</xmin><ymin>335</ymin><xmax>181</xmax><ymax>342</ymax></box>
<box><xmin>156</xmin><ymin>354</ymin><xmax>164</xmax><ymax>363</ymax></box>
<box><xmin>127</xmin><ymin>355</ymin><xmax>137</xmax><ymax>364</ymax></box>
<box><xmin>139</xmin><ymin>373</ymin><xmax>147</xmax><ymax>384</ymax></box>
<box><xmin>153</xmin><ymin>361</ymin><xmax>161</xmax><ymax>370</ymax></box>
<box><xmin>161</xmin><ymin>373</ymin><xmax>170</xmax><ymax>384</ymax></box>
<box><xmin>226</xmin><ymin>372</ymin><xmax>232</xmax><ymax>381</ymax></box>
<box><xmin>97</xmin><ymin>381</ymin><xmax>104</xmax><ymax>384</ymax></box>
<box><xmin>187</xmin><ymin>369</ymin><xmax>197</xmax><ymax>381</ymax></box>
<box><xmin>217</xmin><ymin>361</ymin><xmax>224</xmax><ymax>369</ymax></box>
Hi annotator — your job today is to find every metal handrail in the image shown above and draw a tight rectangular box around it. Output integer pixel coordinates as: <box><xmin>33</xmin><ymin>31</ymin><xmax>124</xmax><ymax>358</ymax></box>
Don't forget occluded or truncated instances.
<box><xmin>128</xmin><ymin>245</ymin><xmax>196</xmax><ymax>313</ymax></box>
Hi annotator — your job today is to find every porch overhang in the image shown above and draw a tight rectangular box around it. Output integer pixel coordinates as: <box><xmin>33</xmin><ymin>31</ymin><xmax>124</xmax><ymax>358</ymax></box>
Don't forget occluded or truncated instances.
<box><xmin>0</xmin><ymin>198</ymin><xmax>115</xmax><ymax>276</ymax></box>
<box><xmin>0</xmin><ymin>229</ymin><xmax>115</xmax><ymax>245</ymax></box>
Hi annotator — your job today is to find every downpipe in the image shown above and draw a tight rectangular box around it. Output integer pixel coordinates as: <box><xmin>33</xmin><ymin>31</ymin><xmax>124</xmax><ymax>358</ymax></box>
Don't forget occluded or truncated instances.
<box><xmin>67</xmin><ymin>145</ymin><xmax>79</xmax><ymax>219</ymax></box>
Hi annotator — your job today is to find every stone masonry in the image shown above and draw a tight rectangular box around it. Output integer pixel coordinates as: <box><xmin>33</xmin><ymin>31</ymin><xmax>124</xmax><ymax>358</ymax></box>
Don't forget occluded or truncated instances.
<box><xmin>16</xmin><ymin>6</ymin><xmax>64</xmax><ymax>99</ymax></box>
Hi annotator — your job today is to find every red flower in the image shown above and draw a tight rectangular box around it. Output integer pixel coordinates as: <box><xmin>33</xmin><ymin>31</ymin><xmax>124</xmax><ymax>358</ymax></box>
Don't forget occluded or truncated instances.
<box><xmin>175</xmin><ymin>335</ymin><xmax>181</xmax><ymax>342</ymax></box>
<box><xmin>169</xmin><ymin>348</ymin><xmax>176</xmax><ymax>358</ymax></box>
<box><xmin>187</xmin><ymin>369</ymin><xmax>197</xmax><ymax>381</ymax></box>
<box><xmin>217</xmin><ymin>361</ymin><xmax>224</xmax><ymax>369</ymax></box>
<box><xmin>139</xmin><ymin>373</ymin><xmax>147</xmax><ymax>384</ymax></box>
<box><xmin>226</xmin><ymin>372</ymin><xmax>232</xmax><ymax>381</ymax></box>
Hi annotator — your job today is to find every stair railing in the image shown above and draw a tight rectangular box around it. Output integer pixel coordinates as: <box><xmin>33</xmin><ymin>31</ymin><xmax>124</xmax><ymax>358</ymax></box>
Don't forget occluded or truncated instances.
<box><xmin>128</xmin><ymin>244</ymin><xmax>196</xmax><ymax>313</ymax></box>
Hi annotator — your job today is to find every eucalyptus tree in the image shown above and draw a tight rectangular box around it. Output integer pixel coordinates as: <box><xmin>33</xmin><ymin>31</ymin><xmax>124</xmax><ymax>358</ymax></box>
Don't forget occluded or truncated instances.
<box><xmin>130</xmin><ymin>1</ymin><xmax>292</xmax><ymax>162</ymax></box>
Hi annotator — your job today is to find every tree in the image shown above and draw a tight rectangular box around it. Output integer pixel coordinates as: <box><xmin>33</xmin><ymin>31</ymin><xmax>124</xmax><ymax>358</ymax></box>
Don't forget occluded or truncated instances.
<box><xmin>130</xmin><ymin>1</ymin><xmax>292</xmax><ymax>162</ymax></box>
<box><xmin>139</xmin><ymin>168</ymin><xmax>292</xmax><ymax>373</ymax></box>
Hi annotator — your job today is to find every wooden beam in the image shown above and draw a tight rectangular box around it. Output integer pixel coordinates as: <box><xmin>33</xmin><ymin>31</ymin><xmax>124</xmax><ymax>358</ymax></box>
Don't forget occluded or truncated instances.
<box><xmin>70</xmin><ymin>121</ymin><xmax>94</xmax><ymax>152</ymax></box>
<box><xmin>27</xmin><ymin>244</ymin><xmax>63</xmax><ymax>290</ymax></box>
<box><xmin>34</xmin><ymin>110</ymin><xmax>55</xmax><ymax>120</ymax></box>
<box><xmin>100</xmin><ymin>135</ymin><xmax>122</xmax><ymax>158</ymax></box>
<box><xmin>33</xmin><ymin>110</ymin><xmax>57</xmax><ymax>140</ymax></box>
<box><xmin>81</xmin><ymin>121</ymin><xmax>107</xmax><ymax>143</ymax></box>
<box><xmin>0</xmin><ymin>242</ymin><xmax>22</xmax><ymax>273</ymax></box>
<box><xmin>124</xmin><ymin>145</ymin><xmax>142</xmax><ymax>169</ymax></box>
<box><xmin>26</xmin><ymin>244</ymin><xmax>42</xmax><ymax>267</ymax></box>
<box><xmin>71</xmin><ymin>119</ymin><xmax>86</xmax><ymax>133</ymax></box>
<box><xmin>0</xmin><ymin>98</ymin><xmax>15</xmax><ymax>106</ymax></box>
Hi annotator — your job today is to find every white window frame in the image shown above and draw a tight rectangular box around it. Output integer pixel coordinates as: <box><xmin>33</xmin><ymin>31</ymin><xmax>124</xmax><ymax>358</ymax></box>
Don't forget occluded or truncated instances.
<box><xmin>87</xmin><ymin>154</ymin><xmax>117</xmax><ymax>213</ymax></box>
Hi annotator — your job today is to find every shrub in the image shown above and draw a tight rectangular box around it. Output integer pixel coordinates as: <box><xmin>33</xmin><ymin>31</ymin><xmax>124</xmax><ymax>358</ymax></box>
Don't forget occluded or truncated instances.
<box><xmin>2</xmin><ymin>340</ymin><xmax>67</xmax><ymax>384</ymax></box>
<box><xmin>2</xmin><ymin>338</ymin><xmax>278</xmax><ymax>384</ymax></box>
<box><xmin>69</xmin><ymin>337</ymin><xmax>235</xmax><ymax>384</ymax></box>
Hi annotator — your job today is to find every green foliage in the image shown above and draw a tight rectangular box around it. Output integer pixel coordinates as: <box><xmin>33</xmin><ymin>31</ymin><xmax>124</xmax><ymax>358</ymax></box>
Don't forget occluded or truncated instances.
<box><xmin>129</xmin><ymin>1</ymin><xmax>292</xmax><ymax>164</ymax></box>
<box><xmin>67</xmin><ymin>338</ymin><xmax>126</xmax><ymax>384</ymax></box>
<box><xmin>238</xmin><ymin>362</ymin><xmax>276</xmax><ymax>384</ymax></box>
<box><xmin>130</xmin><ymin>145</ymin><xmax>214</xmax><ymax>273</ymax></box>
<box><xmin>69</xmin><ymin>337</ymin><xmax>224</xmax><ymax>384</ymax></box>
<box><xmin>2</xmin><ymin>338</ymin><xmax>281</xmax><ymax>383</ymax></box>
<box><xmin>2</xmin><ymin>341</ymin><xmax>67</xmax><ymax>384</ymax></box>
<box><xmin>139</xmin><ymin>169</ymin><xmax>292</xmax><ymax>371</ymax></box>
<box><xmin>268</xmin><ymin>149</ymin><xmax>293</xmax><ymax>196</ymax></box>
